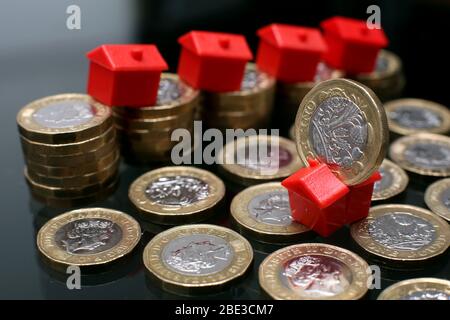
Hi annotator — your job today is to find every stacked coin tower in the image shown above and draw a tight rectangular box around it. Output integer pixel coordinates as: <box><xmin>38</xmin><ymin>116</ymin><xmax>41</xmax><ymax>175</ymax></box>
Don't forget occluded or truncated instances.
<box><xmin>199</xmin><ymin>63</ymin><xmax>275</xmax><ymax>131</ymax></box>
<box><xmin>112</xmin><ymin>73</ymin><xmax>199</xmax><ymax>163</ymax></box>
<box><xmin>17</xmin><ymin>94</ymin><xmax>119</xmax><ymax>207</ymax></box>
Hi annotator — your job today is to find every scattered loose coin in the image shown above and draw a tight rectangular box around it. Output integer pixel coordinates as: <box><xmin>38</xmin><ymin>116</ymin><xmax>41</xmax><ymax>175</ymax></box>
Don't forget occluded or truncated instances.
<box><xmin>259</xmin><ymin>243</ymin><xmax>371</xmax><ymax>300</ymax></box>
<box><xmin>218</xmin><ymin>135</ymin><xmax>302</xmax><ymax>186</ymax></box>
<box><xmin>294</xmin><ymin>78</ymin><xmax>389</xmax><ymax>186</ymax></box>
<box><xmin>37</xmin><ymin>208</ymin><xmax>141</xmax><ymax>267</ymax></box>
<box><xmin>129</xmin><ymin>166</ymin><xmax>225</xmax><ymax>224</ymax></box>
<box><xmin>143</xmin><ymin>224</ymin><xmax>253</xmax><ymax>294</ymax></box>
<box><xmin>351</xmin><ymin>204</ymin><xmax>450</xmax><ymax>261</ymax></box>
<box><xmin>372</xmin><ymin>159</ymin><xmax>409</xmax><ymax>201</ymax></box>
<box><xmin>385</xmin><ymin>98</ymin><xmax>450</xmax><ymax>136</ymax></box>
<box><xmin>230</xmin><ymin>182</ymin><xmax>310</xmax><ymax>243</ymax></box>
<box><xmin>425</xmin><ymin>178</ymin><xmax>450</xmax><ymax>222</ymax></box>
<box><xmin>389</xmin><ymin>133</ymin><xmax>450</xmax><ymax>177</ymax></box>
<box><xmin>378</xmin><ymin>278</ymin><xmax>450</xmax><ymax>300</ymax></box>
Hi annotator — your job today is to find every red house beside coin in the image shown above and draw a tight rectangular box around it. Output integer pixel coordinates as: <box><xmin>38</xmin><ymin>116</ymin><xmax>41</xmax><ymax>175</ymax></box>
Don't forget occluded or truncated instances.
<box><xmin>86</xmin><ymin>44</ymin><xmax>168</xmax><ymax>107</ymax></box>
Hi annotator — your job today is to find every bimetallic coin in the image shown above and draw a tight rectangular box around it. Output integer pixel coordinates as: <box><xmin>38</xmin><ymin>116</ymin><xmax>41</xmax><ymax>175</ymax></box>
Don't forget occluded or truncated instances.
<box><xmin>372</xmin><ymin>159</ymin><xmax>409</xmax><ymax>201</ymax></box>
<box><xmin>425</xmin><ymin>178</ymin><xmax>450</xmax><ymax>222</ymax></box>
<box><xmin>129</xmin><ymin>166</ymin><xmax>225</xmax><ymax>224</ymax></box>
<box><xmin>230</xmin><ymin>182</ymin><xmax>310</xmax><ymax>243</ymax></box>
<box><xmin>378</xmin><ymin>278</ymin><xmax>450</xmax><ymax>300</ymax></box>
<box><xmin>259</xmin><ymin>243</ymin><xmax>370</xmax><ymax>300</ymax></box>
<box><xmin>218</xmin><ymin>135</ymin><xmax>302</xmax><ymax>186</ymax></box>
<box><xmin>37</xmin><ymin>208</ymin><xmax>141</xmax><ymax>267</ymax></box>
<box><xmin>295</xmin><ymin>78</ymin><xmax>389</xmax><ymax>185</ymax></box>
<box><xmin>17</xmin><ymin>94</ymin><xmax>112</xmax><ymax>144</ymax></box>
<box><xmin>389</xmin><ymin>133</ymin><xmax>450</xmax><ymax>177</ymax></box>
<box><xmin>351</xmin><ymin>204</ymin><xmax>450</xmax><ymax>261</ymax></box>
<box><xmin>385</xmin><ymin>98</ymin><xmax>450</xmax><ymax>136</ymax></box>
<box><xmin>143</xmin><ymin>224</ymin><xmax>253</xmax><ymax>294</ymax></box>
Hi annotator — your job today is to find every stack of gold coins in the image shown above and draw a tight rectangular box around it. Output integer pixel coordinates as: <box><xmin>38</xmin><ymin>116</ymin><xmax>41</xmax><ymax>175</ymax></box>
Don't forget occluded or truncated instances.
<box><xmin>350</xmin><ymin>50</ymin><xmax>405</xmax><ymax>102</ymax></box>
<box><xmin>17</xmin><ymin>94</ymin><xmax>119</xmax><ymax>207</ymax></box>
<box><xmin>276</xmin><ymin>62</ymin><xmax>343</xmax><ymax>126</ymax></box>
<box><xmin>199</xmin><ymin>63</ymin><xmax>275</xmax><ymax>131</ymax></box>
<box><xmin>112</xmin><ymin>73</ymin><xmax>199</xmax><ymax>163</ymax></box>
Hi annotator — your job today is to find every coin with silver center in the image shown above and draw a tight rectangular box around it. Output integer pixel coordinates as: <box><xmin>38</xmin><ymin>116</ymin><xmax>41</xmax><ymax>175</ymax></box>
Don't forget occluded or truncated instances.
<box><xmin>37</xmin><ymin>208</ymin><xmax>141</xmax><ymax>267</ymax></box>
<box><xmin>17</xmin><ymin>94</ymin><xmax>112</xmax><ymax>144</ymax></box>
<box><xmin>295</xmin><ymin>78</ymin><xmax>388</xmax><ymax>185</ymax></box>
<box><xmin>389</xmin><ymin>133</ymin><xmax>450</xmax><ymax>177</ymax></box>
<box><xmin>230</xmin><ymin>182</ymin><xmax>310</xmax><ymax>243</ymax></box>
<box><xmin>350</xmin><ymin>204</ymin><xmax>450</xmax><ymax>261</ymax></box>
<box><xmin>372</xmin><ymin>159</ymin><xmax>409</xmax><ymax>201</ymax></box>
<box><xmin>129</xmin><ymin>166</ymin><xmax>225</xmax><ymax>224</ymax></box>
<box><xmin>143</xmin><ymin>224</ymin><xmax>253</xmax><ymax>294</ymax></box>
<box><xmin>425</xmin><ymin>178</ymin><xmax>450</xmax><ymax>222</ymax></box>
<box><xmin>378</xmin><ymin>278</ymin><xmax>450</xmax><ymax>300</ymax></box>
<box><xmin>259</xmin><ymin>243</ymin><xmax>371</xmax><ymax>300</ymax></box>
<box><xmin>385</xmin><ymin>98</ymin><xmax>450</xmax><ymax>136</ymax></box>
<box><xmin>218</xmin><ymin>135</ymin><xmax>302</xmax><ymax>186</ymax></box>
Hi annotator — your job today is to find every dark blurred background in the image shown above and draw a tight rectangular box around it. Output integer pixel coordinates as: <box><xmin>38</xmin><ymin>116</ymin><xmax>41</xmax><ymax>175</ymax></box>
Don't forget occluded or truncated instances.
<box><xmin>0</xmin><ymin>0</ymin><xmax>449</xmax><ymax>298</ymax></box>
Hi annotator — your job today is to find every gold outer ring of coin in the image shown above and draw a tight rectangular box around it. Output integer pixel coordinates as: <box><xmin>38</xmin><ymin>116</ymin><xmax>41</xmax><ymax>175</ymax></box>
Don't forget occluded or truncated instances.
<box><xmin>37</xmin><ymin>208</ymin><xmax>141</xmax><ymax>267</ymax></box>
<box><xmin>350</xmin><ymin>204</ymin><xmax>450</xmax><ymax>261</ymax></box>
<box><xmin>230</xmin><ymin>182</ymin><xmax>310</xmax><ymax>243</ymax></box>
<box><xmin>17</xmin><ymin>93</ymin><xmax>112</xmax><ymax>144</ymax></box>
<box><xmin>377</xmin><ymin>278</ymin><xmax>450</xmax><ymax>300</ymax></box>
<box><xmin>113</xmin><ymin>112</ymin><xmax>194</xmax><ymax>131</ymax></box>
<box><xmin>389</xmin><ymin>133</ymin><xmax>450</xmax><ymax>177</ymax></box>
<box><xmin>372</xmin><ymin>159</ymin><xmax>409</xmax><ymax>201</ymax></box>
<box><xmin>218</xmin><ymin>135</ymin><xmax>303</xmax><ymax>186</ymax></box>
<box><xmin>294</xmin><ymin>78</ymin><xmax>389</xmax><ymax>186</ymax></box>
<box><xmin>143</xmin><ymin>224</ymin><xmax>253</xmax><ymax>295</ymax></box>
<box><xmin>129</xmin><ymin>166</ymin><xmax>225</xmax><ymax>224</ymax></box>
<box><xmin>385</xmin><ymin>98</ymin><xmax>450</xmax><ymax>136</ymax></box>
<box><xmin>112</xmin><ymin>73</ymin><xmax>199</xmax><ymax>119</ymax></box>
<box><xmin>425</xmin><ymin>178</ymin><xmax>450</xmax><ymax>222</ymax></box>
<box><xmin>20</xmin><ymin>126</ymin><xmax>115</xmax><ymax>156</ymax></box>
<box><xmin>259</xmin><ymin>243</ymin><xmax>370</xmax><ymax>300</ymax></box>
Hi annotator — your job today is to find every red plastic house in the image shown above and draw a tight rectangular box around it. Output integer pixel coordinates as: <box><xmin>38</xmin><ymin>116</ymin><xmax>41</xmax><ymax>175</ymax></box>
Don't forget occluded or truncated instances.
<box><xmin>256</xmin><ymin>24</ymin><xmax>327</xmax><ymax>83</ymax></box>
<box><xmin>282</xmin><ymin>159</ymin><xmax>381</xmax><ymax>237</ymax></box>
<box><xmin>86</xmin><ymin>44</ymin><xmax>168</xmax><ymax>107</ymax></box>
<box><xmin>177</xmin><ymin>31</ymin><xmax>253</xmax><ymax>92</ymax></box>
<box><xmin>320</xmin><ymin>16</ymin><xmax>388</xmax><ymax>74</ymax></box>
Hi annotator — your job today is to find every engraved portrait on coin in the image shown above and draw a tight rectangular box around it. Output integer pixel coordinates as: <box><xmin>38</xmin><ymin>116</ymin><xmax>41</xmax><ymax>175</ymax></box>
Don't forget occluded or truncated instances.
<box><xmin>157</xmin><ymin>77</ymin><xmax>182</xmax><ymax>105</ymax></box>
<box><xmin>309</xmin><ymin>96</ymin><xmax>368</xmax><ymax>169</ymax></box>
<box><xmin>401</xmin><ymin>290</ymin><xmax>450</xmax><ymax>300</ymax></box>
<box><xmin>368</xmin><ymin>213</ymin><xmax>436</xmax><ymax>251</ymax></box>
<box><xmin>389</xmin><ymin>106</ymin><xmax>442</xmax><ymax>130</ymax></box>
<box><xmin>145</xmin><ymin>175</ymin><xmax>209</xmax><ymax>207</ymax></box>
<box><xmin>248</xmin><ymin>191</ymin><xmax>292</xmax><ymax>226</ymax></box>
<box><xmin>162</xmin><ymin>234</ymin><xmax>233</xmax><ymax>276</ymax></box>
<box><xmin>404</xmin><ymin>143</ymin><xmax>450</xmax><ymax>170</ymax></box>
<box><xmin>54</xmin><ymin>218</ymin><xmax>122</xmax><ymax>255</ymax></box>
<box><xmin>32</xmin><ymin>100</ymin><xmax>94</xmax><ymax>129</ymax></box>
<box><xmin>282</xmin><ymin>255</ymin><xmax>353</xmax><ymax>298</ymax></box>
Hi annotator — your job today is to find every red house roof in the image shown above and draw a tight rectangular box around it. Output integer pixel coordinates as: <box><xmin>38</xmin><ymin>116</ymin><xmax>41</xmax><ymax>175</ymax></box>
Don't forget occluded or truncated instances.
<box><xmin>86</xmin><ymin>44</ymin><xmax>168</xmax><ymax>71</ymax></box>
<box><xmin>178</xmin><ymin>31</ymin><xmax>253</xmax><ymax>60</ymax></box>
<box><xmin>257</xmin><ymin>23</ymin><xmax>327</xmax><ymax>53</ymax></box>
<box><xmin>321</xmin><ymin>16</ymin><xmax>388</xmax><ymax>47</ymax></box>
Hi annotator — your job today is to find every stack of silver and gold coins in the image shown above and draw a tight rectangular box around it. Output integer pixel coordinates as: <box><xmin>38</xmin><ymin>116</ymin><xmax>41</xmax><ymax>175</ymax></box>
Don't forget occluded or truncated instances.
<box><xmin>276</xmin><ymin>62</ymin><xmax>343</xmax><ymax>126</ymax></box>
<box><xmin>350</xmin><ymin>50</ymin><xmax>405</xmax><ymax>102</ymax></box>
<box><xmin>112</xmin><ymin>73</ymin><xmax>199</xmax><ymax>163</ymax></box>
<box><xmin>199</xmin><ymin>63</ymin><xmax>275</xmax><ymax>131</ymax></box>
<box><xmin>17</xmin><ymin>94</ymin><xmax>119</xmax><ymax>207</ymax></box>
